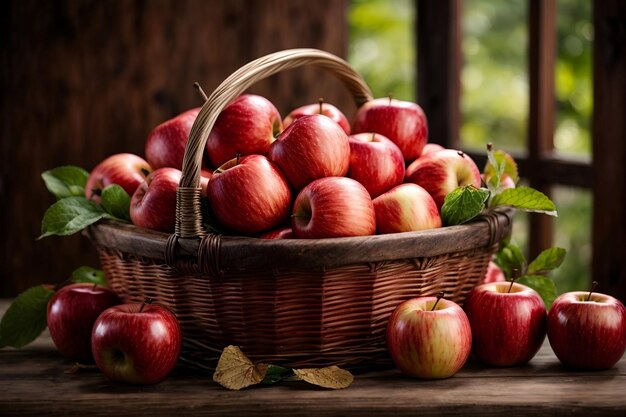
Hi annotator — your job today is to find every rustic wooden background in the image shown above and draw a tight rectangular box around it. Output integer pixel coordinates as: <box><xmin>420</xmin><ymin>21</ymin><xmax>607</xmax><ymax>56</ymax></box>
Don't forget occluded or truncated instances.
<box><xmin>0</xmin><ymin>0</ymin><xmax>353</xmax><ymax>297</ymax></box>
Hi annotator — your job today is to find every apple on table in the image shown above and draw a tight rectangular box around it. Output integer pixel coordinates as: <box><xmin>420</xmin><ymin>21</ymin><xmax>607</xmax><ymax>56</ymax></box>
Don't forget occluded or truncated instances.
<box><xmin>547</xmin><ymin>283</ymin><xmax>626</xmax><ymax>370</ymax></box>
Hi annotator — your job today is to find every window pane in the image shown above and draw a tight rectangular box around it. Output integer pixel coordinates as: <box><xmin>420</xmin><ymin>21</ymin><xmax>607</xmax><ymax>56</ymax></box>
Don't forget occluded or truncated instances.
<box><xmin>461</xmin><ymin>0</ymin><xmax>528</xmax><ymax>153</ymax></box>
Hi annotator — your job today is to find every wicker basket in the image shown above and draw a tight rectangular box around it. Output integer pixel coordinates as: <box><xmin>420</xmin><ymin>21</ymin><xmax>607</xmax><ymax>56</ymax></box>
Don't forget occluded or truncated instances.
<box><xmin>86</xmin><ymin>49</ymin><xmax>512</xmax><ymax>372</ymax></box>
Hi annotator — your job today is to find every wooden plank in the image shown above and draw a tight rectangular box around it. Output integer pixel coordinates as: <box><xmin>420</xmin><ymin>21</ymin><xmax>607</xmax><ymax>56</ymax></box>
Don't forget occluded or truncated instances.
<box><xmin>527</xmin><ymin>0</ymin><xmax>556</xmax><ymax>259</ymax></box>
<box><xmin>417</xmin><ymin>0</ymin><xmax>462</xmax><ymax>149</ymax></box>
<box><xmin>592</xmin><ymin>0</ymin><xmax>626</xmax><ymax>303</ymax></box>
<box><xmin>1</xmin><ymin>301</ymin><xmax>625</xmax><ymax>417</ymax></box>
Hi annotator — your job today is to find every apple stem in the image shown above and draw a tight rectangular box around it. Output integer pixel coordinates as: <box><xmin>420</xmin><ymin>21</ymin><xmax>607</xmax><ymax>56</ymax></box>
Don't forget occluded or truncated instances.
<box><xmin>193</xmin><ymin>82</ymin><xmax>209</xmax><ymax>102</ymax></box>
<box><xmin>140</xmin><ymin>297</ymin><xmax>153</xmax><ymax>313</ymax></box>
<box><xmin>318</xmin><ymin>97</ymin><xmax>324</xmax><ymax>114</ymax></box>
<box><xmin>388</xmin><ymin>93</ymin><xmax>393</xmax><ymax>105</ymax></box>
<box><xmin>457</xmin><ymin>150</ymin><xmax>466</xmax><ymax>159</ymax></box>
<box><xmin>487</xmin><ymin>142</ymin><xmax>493</xmax><ymax>152</ymax></box>
<box><xmin>431</xmin><ymin>291</ymin><xmax>446</xmax><ymax>311</ymax></box>
<box><xmin>507</xmin><ymin>269</ymin><xmax>520</xmax><ymax>293</ymax></box>
<box><xmin>141</xmin><ymin>167</ymin><xmax>151</xmax><ymax>177</ymax></box>
<box><xmin>235</xmin><ymin>152</ymin><xmax>241</xmax><ymax>165</ymax></box>
<box><xmin>586</xmin><ymin>281</ymin><xmax>599</xmax><ymax>301</ymax></box>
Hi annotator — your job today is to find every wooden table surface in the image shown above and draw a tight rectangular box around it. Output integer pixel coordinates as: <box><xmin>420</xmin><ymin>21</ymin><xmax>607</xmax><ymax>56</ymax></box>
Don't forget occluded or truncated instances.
<box><xmin>1</xmin><ymin>300</ymin><xmax>625</xmax><ymax>417</ymax></box>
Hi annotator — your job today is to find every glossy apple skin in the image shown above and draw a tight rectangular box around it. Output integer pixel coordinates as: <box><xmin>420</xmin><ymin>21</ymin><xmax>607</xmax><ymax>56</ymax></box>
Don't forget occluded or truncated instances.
<box><xmin>405</xmin><ymin>149</ymin><xmax>482</xmax><ymax>209</ymax></box>
<box><xmin>420</xmin><ymin>143</ymin><xmax>445</xmax><ymax>155</ymax></box>
<box><xmin>386</xmin><ymin>297</ymin><xmax>472</xmax><ymax>379</ymax></box>
<box><xmin>258</xmin><ymin>226</ymin><xmax>295</xmax><ymax>239</ymax></box>
<box><xmin>130</xmin><ymin>167</ymin><xmax>181</xmax><ymax>233</ymax></box>
<box><xmin>347</xmin><ymin>133</ymin><xmax>405</xmax><ymax>198</ymax></box>
<box><xmin>283</xmin><ymin>101</ymin><xmax>351</xmax><ymax>135</ymax></box>
<box><xmin>483</xmin><ymin>261</ymin><xmax>506</xmax><ymax>283</ymax></box>
<box><xmin>547</xmin><ymin>291</ymin><xmax>626</xmax><ymax>370</ymax></box>
<box><xmin>85</xmin><ymin>153</ymin><xmax>152</xmax><ymax>203</ymax></box>
<box><xmin>269</xmin><ymin>114</ymin><xmax>350</xmax><ymax>191</ymax></box>
<box><xmin>373</xmin><ymin>183</ymin><xmax>441</xmax><ymax>234</ymax></box>
<box><xmin>91</xmin><ymin>303</ymin><xmax>181</xmax><ymax>385</ymax></box>
<box><xmin>291</xmin><ymin>177</ymin><xmax>375</xmax><ymax>239</ymax></box>
<box><xmin>206</xmin><ymin>94</ymin><xmax>282</xmax><ymax>168</ymax></box>
<box><xmin>46</xmin><ymin>283</ymin><xmax>121</xmax><ymax>362</ymax></box>
<box><xmin>145</xmin><ymin>108</ymin><xmax>200</xmax><ymax>170</ymax></box>
<box><xmin>207</xmin><ymin>155</ymin><xmax>292</xmax><ymax>235</ymax></box>
<box><xmin>352</xmin><ymin>97</ymin><xmax>428</xmax><ymax>161</ymax></box>
<box><xmin>464</xmin><ymin>282</ymin><xmax>547</xmax><ymax>367</ymax></box>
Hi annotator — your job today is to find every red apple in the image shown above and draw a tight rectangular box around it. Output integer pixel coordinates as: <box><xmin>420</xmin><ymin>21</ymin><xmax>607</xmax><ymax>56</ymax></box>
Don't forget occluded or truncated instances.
<box><xmin>207</xmin><ymin>155</ymin><xmax>292</xmax><ymax>235</ymax></box>
<box><xmin>145</xmin><ymin>107</ymin><xmax>200</xmax><ymax>170</ymax></box>
<box><xmin>464</xmin><ymin>282</ymin><xmax>547</xmax><ymax>367</ymax></box>
<box><xmin>283</xmin><ymin>99</ymin><xmax>351</xmax><ymax>135</ymax></box>
<box><xmin>258</xmin><ymin>226</ymin><xmax>295</xmax><ymax>239</ymax></box>
<box><xmin>85</xmin><ymin>153</ymin><xmax>152</xmax><ymax>203</ymax></box>
<box><xmin>484</xmin><ymin>261</ymin><xmax>506</xmax><ymax>283</ymax></box>
<box><xmin>130</xmin><ymin>167</ymin><xmax>181</xmax><ymax>233</ymax></box>
<box><xmin>547</xmin><ymin>289</ymin><xmax>626</xmax><ymax>370</ymax></box>
<box><xmin>205</xmin><ymin>94</ymin><xmax>282</xmax><ymax>168</ymax></box>
<box><xmin>420</xmin><ymin>143</ymin><xmax>445</xmax><ymax>156</ymax></box>
<box><xmin>373</xmin><ymin>183</ymin><xmax>441</xmax><ymax>234</ymax></box>
<box><xmin>347</xmin><ymin>133</ymin><xmax>405</xmax><ymax>198</ymax></box>
<box><xmin>291</xmin><ymin>176</ymin><xmax>375</xmax><ymax>239</ymax></box>
<box><xmin>405</xmin><ymin>149</ymin><xmax>482</xmax><ymax>209</ymax></box>
<box><xmin>352</xmin><ymin>97</ymin><xmax>428</xmax><ymax>161</ymax></box>
<box><xmin>91</xmin><ymin>301</ymin><xmax>182</xmax><ymax>385</ymax></box>
<box><xmin>386</xmin><ymin>295</ymin><xmax>472</xmax><ymax>379</ymax></box>
<box><xmin>269</xmin><ymin>114</ymin><xmax>350</xmax><ymax>191</ymax></box>
<box><xmin>200</xmin><ymin>168</ymin><xmax>213</xmax><ymax>198</ymax></box>
<box><xmin>46</xmin><ymin>283</ymin><xmax>121</xmax><ymax>362</ymax></box>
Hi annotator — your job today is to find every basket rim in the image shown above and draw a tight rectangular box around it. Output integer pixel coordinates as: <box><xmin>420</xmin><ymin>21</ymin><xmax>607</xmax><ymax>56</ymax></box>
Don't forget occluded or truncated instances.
<box><xmin>85</xmin><ymin>208</ymin><xmax>513</xmax><ymax>270</ymax></box>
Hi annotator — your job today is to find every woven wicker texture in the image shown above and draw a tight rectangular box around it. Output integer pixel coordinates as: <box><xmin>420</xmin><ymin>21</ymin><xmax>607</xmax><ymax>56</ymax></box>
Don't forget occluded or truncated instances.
<box><xmin>87</xmin><ymin>49</ymin><xmax>513</xmax><ymax>371</ymax></box>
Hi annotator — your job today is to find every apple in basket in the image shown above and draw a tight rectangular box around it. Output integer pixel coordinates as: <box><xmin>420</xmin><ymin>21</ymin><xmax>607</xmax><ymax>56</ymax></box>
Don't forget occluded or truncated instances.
<box><xmin>46</xmin><ymin>283</ymin><xmax>121</xmax><ymax>362</ymax></box>
<box><xmin>291</xmin><ymin>176</ymin><xmax>376</xmax><ymax>239</ymax></box>
<box><xmin>547</xmin><ymin>285</ymin><xmax>626</xmax><ymax>370</ymax></box>
<box><xmin>205</xmin><ymin>94</ymin><xmax>283</xmax><ymax>168</ymax></box>
<box><xmin>207</xmin><ymin>155</ymin><xmax>292</xmax><ymax>235</ymax></box>
<box><xmin>405</xmin><ymin>149</ymin><xmax>482</xmax><ymax>209</ymax></box>
<box><xmin>269</xmin><ymin>114</ymin><xmax>350</xmax><ymax>190</ymax></box>
<box><xmin>145</xmin><ymin>107</ymin><xmax>200</xmax><ymax>170</ymax></box>
<box><xmin>347</xmin><ymin>133</ymin><xmax>405</xmax><ymax>198</ymax></box>
<box><xmin>130</xmin><ymin>167</ymin><xmax>182</xmax><ymax>233</ymax></box>
<box><xmin>386</xmin><ymin>293</ymin><xmax>472</xmax><ymax>379</ymax></box>
<box><xmin>464</xmin><ymin>281</ymin><xmax>547</xmax><ymax>367</ymax></box>
<box><xmin>352</xmin><ymin>97</ymin><xmax>428</xmax><ymax>161</ymax></box>
<box><xmin>283</xmin><ymin>98</ymin><xmax>351</xmax><ymax>135</ymax></box>
<box><xmin>373</xmin><ymin>183</ymin><xmax>442</xmax><ymax>234</ymax></box>
<box><xmin>91</xmin><ymin>300</ymin><xmax>181</xmax><ymax>385</ymax></box>
<box><xmin>85</xmin><ymin>153</ymin><xmax>152</xmax><ymax>203</ymax></box>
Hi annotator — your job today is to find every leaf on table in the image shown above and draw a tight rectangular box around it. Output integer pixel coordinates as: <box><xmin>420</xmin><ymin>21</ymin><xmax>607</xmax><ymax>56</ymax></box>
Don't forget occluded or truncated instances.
<box><xmin>100</xmin><ymin>184</ymin><xmax>131</xmax><ymax>221</ymax></box>
<box><xmin>490</xmin><ymin>186</ymin><xmax>557</xmax><ymax>216</ymax></box>
<box><xmin>517</xmin><ymin>274</ymin><xmax>558</xmax><ymax>310</ymax></box>
<box><xmin>70</xmin><ymin>266</ymin><xmax>107</xmax><ymax>287</ymax></box>
<box><xmin>0</xmin><ymin>285</ymin><xmax>54</xmax><ymax>348</ymax></box>
<box><xmin>41</xmin><ymin>165</ymin><xmax>89</xmax><ymax>200</ymax></box>
<box><xmin>441</xmin><ymin>185</ymin><xmax>490</xmax><ymax>226</ymax></box>
<box><xmin>293</xmin><ymin>366</ymin><xmax>354</xmax><ymax>389</ymax></box>
<box><xmin>262</xmin><ymin>364</ymin><xmax>294</xmax><ymax>385</ymax></box>
<box><xmin>527</xmin><ymin>247</ymin><xmax>567</xmax><ymax>276</ymax></box>
<box><xmin>39</xmin><ymin>196</ymin><xmax>112</xmax><ymax>239</ymax></box>
<box><xmin>213</xmin><ymin>345</ymin><xmax>269</xmax><ymax>390</ymax></box>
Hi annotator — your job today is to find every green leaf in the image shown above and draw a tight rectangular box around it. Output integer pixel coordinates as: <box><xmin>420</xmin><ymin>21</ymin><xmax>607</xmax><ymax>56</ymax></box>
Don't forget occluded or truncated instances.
<box><xmin>71</xmin><ymin>266</ymin><xmax>107</xmax><ymax>287</ymax></box>
<box><xmin>441</xmin><ymin>185</ymin><xmax>490</xmax><ymax>226</ymax></box>
<box><xmin>484</xmin><ymin>149</ymin><xmax>519</xmax><ymax>185</ymax></box>
<box><xmin>490</xmin><ymin>186</ymin><xmax>557</xmax><ymax>215</ymax></box>
<box><xmin>494</xmin><ymin>242</ymin><xmax>527</xmax><ymax>279</ymax></box>
<box><xmin>0</xmin><ymin>285</ymin><xmax>54</xmax><ymax>348</ymax></box>
<box><xmin>517</xmin><ymin>274</ymin><xmax>558</xmax><ymax>309</ymax></box>
<box><xmin>262</xmin><ymin>365</ymin><xmax>294</xmax><ymax>385</ymax></box>
<box><xmin>100</xmin><ymin>184</ymin><xmax>131</xmax><ymax>221</ymax></box>
<box><xmin>40</xmin><ymin>196</ymin><xmax>112</xmax><ymax>239</ymax></box>
<box><xmin>41</xmin><ymin>166</ymin><xmax>89</xmax><ymax>199</ymax></box>
<box><xmin>527</xmin><ymin>247</ymin><xmax>567</xmax><ymax>275</ymax></box>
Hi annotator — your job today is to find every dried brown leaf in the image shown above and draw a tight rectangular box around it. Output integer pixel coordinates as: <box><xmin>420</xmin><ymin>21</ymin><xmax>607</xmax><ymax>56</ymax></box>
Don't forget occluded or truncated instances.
<box><xmin>212</xmin><ymin>345</ymin><xmax>268</xmax><ymax>390</ymax></box>
<box><xmin>293</xmin><ymin>366</ymin><xmax>354</xmax><ymax>389</ymax></box>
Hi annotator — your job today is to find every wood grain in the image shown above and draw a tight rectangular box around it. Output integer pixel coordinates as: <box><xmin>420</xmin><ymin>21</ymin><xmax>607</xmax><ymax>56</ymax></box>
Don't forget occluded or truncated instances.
<box><xmin>0</xmin><ymin>0</ymin><xmax>351</xmax><ymax>297</ymax></box>
<box><xmin>0</xmin><ymin>299</ymin><xmax>624</xmax><ymax>417</ymax></box>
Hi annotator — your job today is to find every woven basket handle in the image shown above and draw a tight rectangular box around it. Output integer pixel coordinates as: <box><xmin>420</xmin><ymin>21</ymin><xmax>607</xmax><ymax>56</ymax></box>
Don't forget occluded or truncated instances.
<box><xmin>176</xmin><ymin>48</ymin><xmax>374</xmax><ymax>238</ymax></box>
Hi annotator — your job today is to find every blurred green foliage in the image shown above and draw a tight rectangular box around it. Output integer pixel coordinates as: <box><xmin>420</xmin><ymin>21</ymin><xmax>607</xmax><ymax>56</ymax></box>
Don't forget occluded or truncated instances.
<box><xmin>348</xmin><ymin>0</ymin><xmax>592</xmax><ymax>294</ymax></box>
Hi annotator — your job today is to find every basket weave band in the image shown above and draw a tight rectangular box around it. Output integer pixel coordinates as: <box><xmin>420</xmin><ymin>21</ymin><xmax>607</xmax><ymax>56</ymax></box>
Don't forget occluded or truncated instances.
<box><xmin>198</xmin><ymin>233</ymin><xmax>223</xmax><ymax>278</ymax></box>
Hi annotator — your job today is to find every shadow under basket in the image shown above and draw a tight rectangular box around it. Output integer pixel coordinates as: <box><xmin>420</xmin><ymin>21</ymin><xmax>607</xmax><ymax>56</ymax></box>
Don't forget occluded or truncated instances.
<box><xmin>86</xmin><ymin>209</ymin><xmax>512</xmax><ymax>372</ymax></box>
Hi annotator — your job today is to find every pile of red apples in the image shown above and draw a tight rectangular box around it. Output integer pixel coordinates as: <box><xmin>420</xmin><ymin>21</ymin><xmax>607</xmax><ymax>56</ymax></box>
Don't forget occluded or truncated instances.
<box><xmin>84</xmin><ymin>94</ymin><xmax>483</xmax><ymax>237</ymax></box>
